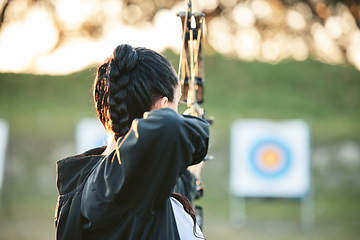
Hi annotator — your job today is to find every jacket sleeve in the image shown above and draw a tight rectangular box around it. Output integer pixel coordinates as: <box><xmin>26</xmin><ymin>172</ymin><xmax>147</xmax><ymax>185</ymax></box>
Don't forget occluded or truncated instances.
<box><xmin>87</xmin><ymin>108</ymin><xmax>209</xmax><ymax>215</ymax></box>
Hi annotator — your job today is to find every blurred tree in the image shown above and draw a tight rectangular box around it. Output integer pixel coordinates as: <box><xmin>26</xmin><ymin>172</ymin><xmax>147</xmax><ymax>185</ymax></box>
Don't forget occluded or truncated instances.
<box><xmin>0</xmin><ymin>0</ymin><xmax>359</xmax><ymax>71</ymax></box>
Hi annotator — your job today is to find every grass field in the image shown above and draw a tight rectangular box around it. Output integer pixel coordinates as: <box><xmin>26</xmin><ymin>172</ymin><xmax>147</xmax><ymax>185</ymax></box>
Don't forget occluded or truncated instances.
<box><xmin>0</xmin><ymin>52</ymin><xmax>359</xmax><ymax>239</ymax></box>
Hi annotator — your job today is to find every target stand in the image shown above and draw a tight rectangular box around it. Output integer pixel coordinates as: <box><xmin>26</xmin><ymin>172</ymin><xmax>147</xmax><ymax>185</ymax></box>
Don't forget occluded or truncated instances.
<box><xmin>229</xmin><ymin>119</ymin><xmax>314</xmax><ymax>230</ymax></box>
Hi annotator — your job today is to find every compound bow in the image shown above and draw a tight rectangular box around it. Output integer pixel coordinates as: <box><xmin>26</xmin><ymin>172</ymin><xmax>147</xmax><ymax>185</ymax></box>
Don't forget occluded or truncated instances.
<box><xmin>177</xmin><ymin>0</ymin><xmax>213</xmax><ymax>230</ymax></box>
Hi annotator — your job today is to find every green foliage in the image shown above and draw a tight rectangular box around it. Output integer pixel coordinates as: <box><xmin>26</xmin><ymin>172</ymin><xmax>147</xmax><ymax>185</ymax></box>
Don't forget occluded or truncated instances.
<box><xmin>0</xmin><ymin>69</ymin><xmax>97</xmax><ymax>138</ymax></box>
<box><xmin>165</xmin><ymin>50</ymin><xmax>360</xmax><ymax>143</ymax></box>
<box><xmin>1</xmin><ymin>53</ymin><xmax>359</xmax><ymax>142</ymax></box>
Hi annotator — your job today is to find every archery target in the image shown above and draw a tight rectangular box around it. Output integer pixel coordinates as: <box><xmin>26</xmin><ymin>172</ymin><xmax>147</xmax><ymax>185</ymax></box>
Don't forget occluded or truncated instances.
<box><xmin>0</xmin><ymin>119</ymin><xmax>9</xmax><ymax>191</ymax></box>
<box><xmin>230</xmin><ymin>119</ymin><xmax>310</xmax><ymax>198</ymax></box>
<box><xmin>76</xmin><ymin>118</ymin><xmax>107</xmax><ymax>154</ymax></box>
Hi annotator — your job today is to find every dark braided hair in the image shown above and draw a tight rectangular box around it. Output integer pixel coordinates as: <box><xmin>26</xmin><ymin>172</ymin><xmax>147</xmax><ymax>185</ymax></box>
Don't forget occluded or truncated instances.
<box><xmin>93</xmin><ymin>60</ymin><xmax>110</xmax><ymax>129</ymax></box>
<box><xmin>93</xmin><ymin>44</ymin><xmax>178</xmax><ymax>139</ymax></box>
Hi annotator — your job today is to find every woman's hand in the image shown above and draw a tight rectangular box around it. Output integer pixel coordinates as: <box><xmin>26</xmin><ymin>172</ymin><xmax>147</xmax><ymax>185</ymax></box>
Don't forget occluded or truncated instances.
<box><xmin>187</xmin><ymin>161</ymin><xmax>205</xmax><ymax>180</ymax></box>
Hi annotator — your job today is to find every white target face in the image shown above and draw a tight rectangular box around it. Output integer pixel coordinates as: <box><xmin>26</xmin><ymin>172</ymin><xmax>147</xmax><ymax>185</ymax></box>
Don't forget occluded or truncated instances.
<box><xmin>230</xmin><ymin>119</ymin><xmax>310</xmax><ymax>198</ymax></box>
<box><xmin>76</xmin><ymin>118</ymin><xmax>107</xmax><ymax>154</ymax></box>
<box><xmin>0</xmin><ymin>120</ymin><xmax>9</xmax><ymax>190</ymax></box>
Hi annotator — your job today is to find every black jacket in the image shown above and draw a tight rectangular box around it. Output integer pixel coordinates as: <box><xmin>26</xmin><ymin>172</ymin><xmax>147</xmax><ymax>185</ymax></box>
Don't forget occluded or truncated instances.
<box><xmin>55</xmin><ymin>108</ymin><xmax>209</xmax><ymax>239</ymax></box>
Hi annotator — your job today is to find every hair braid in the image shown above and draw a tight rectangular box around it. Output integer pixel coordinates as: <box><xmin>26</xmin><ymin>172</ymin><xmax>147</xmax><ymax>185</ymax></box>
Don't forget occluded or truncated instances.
<box><xmin>93</xmin><ymin>44</ymin><xmax>179</xmax><ymax>139</ymax></box>
<box><xmin>107</xmin><ymin>45</ymin><xmax>139</xmax><ymax>139</ymax></box>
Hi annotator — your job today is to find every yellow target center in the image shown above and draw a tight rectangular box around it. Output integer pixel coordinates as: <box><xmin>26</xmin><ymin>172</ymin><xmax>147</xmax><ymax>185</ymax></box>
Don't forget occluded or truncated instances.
<box><xmin>261</xmin><ymin>149</ymin><xmax>280</xmax><ymax>167</ymax></box>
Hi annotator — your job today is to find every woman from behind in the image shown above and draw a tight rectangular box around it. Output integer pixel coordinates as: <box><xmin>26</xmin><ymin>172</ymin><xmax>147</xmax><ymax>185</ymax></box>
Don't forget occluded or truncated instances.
<box><xmin>55</xmin><ymin>44</ymin><xmax>209</xmax><ymax>239</ymax></box>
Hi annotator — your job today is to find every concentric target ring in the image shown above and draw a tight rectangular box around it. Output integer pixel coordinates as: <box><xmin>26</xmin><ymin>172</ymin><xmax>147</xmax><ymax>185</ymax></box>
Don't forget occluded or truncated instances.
<box><xmin>249</xmin><ymin>138</ymin><xmax>292</xmax><ymax>179</ymax></box>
